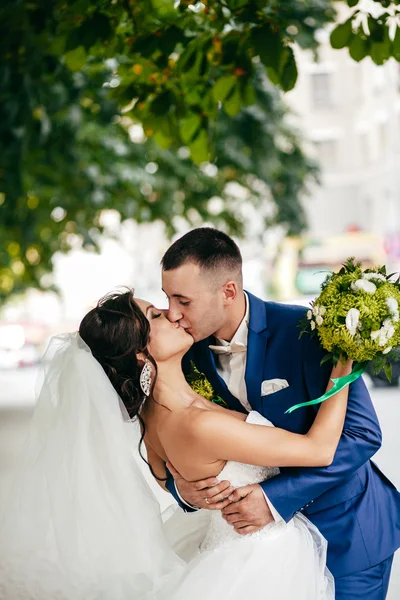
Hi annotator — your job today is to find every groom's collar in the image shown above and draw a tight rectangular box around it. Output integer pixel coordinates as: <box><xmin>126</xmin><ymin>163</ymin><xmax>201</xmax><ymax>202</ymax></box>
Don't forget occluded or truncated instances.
<box><xmin>213</xmin><ymin>292</ymin><xmax>249</xmax><ymax>347</ymax></box>
<box><xmin>245</xmin><ymin>290</ymin><xmax>268</xmax><ymax>334</ymax></box>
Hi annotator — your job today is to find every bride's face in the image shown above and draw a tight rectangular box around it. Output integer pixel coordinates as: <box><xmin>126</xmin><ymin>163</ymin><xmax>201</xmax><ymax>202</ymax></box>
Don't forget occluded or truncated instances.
<box><xmin>135</xmin><ymin>298</ymin><xmax>193</xmax><ymax>362</ymax></box>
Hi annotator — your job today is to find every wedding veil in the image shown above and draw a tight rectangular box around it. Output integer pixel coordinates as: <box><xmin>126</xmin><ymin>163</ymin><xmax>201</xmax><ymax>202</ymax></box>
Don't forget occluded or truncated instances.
<box><xmin>0</xmin><ymin>333</ymin><xmax>184</xmax><ymax>600</ymax></box>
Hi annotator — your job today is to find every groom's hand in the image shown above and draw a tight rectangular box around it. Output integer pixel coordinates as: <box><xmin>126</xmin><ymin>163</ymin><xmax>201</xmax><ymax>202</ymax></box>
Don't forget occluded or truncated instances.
<box><xmin>222</xmin><ymin>484</ymin><xmax>274</xmax><ymax>534</ymax></box>
<box><xmin>167</xmin><ymin>462</ymin><xmax>234</xmax><ymax>510</ymax></box>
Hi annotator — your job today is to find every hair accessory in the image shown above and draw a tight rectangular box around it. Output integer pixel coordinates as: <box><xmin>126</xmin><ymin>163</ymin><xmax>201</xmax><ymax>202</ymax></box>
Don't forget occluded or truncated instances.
<box><xmin>140</xmin><ymin>359</ymin><xmax>152</xmax><ymax>397</ymax></box>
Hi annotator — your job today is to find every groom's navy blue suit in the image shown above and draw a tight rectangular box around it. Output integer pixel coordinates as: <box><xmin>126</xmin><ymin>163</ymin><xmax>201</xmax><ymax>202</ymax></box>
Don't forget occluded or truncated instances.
<box><xmin>166</xmin><ymin>292</ymin><xmax>400</xmax><ymax>598</ymax></box>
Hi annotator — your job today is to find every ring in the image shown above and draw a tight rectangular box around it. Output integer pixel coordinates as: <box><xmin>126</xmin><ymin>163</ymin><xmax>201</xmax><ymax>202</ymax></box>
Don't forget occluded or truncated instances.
<box><xmin>204</xmin><ymin>497</ymin><xmax>210</xmax><ymax>505</ymax></box>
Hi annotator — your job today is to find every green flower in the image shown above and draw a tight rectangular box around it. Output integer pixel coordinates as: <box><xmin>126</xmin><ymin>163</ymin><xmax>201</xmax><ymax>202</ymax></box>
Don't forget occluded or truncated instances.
<box><xmin>186</xmin><ymin>361</ymin><xmax>228</xmax><ymax>407</ymax></box>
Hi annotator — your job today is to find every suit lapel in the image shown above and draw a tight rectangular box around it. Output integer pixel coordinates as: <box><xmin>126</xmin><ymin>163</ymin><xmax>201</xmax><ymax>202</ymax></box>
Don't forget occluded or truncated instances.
<box><xmin>245</xmin><ymin>292</ymin><xmax>269</xmax><ymax>413</ymax></box>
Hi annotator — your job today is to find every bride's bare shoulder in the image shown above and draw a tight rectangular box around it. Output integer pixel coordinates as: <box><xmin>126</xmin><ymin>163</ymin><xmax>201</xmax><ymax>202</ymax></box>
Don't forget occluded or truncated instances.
<box><xmin>183</xmin><ymin>405</ymin><xmax>247</xmax><ymax>441</ymax></box>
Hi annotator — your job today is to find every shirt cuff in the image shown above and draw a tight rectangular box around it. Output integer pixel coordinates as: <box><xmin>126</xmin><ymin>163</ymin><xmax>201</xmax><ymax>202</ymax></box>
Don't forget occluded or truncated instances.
<box><xmin>174</xmin><ymin>482</ymin><xmax>199</xmax><ymax>510</ymax></box>
<box><xmin>262</xmin><ymin>490</ymin><xmax>284</xmax><ymax>523</ymax></box>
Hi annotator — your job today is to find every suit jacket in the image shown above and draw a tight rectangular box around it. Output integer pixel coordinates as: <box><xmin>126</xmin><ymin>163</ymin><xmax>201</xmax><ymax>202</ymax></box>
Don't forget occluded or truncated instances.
<box><xmin>166</xmin><ymin>291</ymin><xmax>400</xmax><ymax>577</ymax></box>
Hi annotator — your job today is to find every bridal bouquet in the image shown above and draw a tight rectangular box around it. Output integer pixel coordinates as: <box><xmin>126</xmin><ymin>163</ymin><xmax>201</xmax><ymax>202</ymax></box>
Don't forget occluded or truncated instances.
<box><xmin>288</xmin><ymin>258</ymin><xmax>400</xmax><ymax>413</ymax></box>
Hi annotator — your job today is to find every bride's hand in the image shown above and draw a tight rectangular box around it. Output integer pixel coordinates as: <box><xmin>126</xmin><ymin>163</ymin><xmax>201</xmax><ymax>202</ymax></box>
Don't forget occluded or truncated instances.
<box><xmin>167</xmin><ymin>462</ymin><xmax>234</xmax><ymax>510</ymax></box>
<box><xmin>330</xmin><ymin>358</ymin><xmax>353</xmax><ymax>380</ymax></box>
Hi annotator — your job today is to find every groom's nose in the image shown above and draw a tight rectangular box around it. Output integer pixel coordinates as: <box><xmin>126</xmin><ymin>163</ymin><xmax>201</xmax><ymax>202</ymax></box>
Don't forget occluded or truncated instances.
<box><xmin>167</xmin><ymin>306</ymin><xmax>183</xmax><ymax>323</ymax></box>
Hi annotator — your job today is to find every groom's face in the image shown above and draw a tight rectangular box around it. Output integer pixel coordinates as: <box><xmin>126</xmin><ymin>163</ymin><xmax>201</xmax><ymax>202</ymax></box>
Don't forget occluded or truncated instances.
<box><xmin>162</xmin><ymin>262</ymin><xmax>226</xmax><ymax>342</ymax></box>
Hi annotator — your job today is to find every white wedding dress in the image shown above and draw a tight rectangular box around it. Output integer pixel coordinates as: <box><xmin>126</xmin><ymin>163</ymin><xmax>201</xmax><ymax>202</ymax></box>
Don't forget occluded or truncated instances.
<box><xmin>161</xmin><ymin>410</ymin><xmax>334</xmax><ymax>600</ymax></box>
<box><xmin>0</xmin><ymin>334</ymin><xmax>334</xmax><ymax>600</ymax></box>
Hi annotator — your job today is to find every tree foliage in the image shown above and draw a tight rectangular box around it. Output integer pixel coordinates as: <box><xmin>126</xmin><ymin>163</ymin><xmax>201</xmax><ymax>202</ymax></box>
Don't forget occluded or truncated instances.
<box><xmin>0</xmin><ymin>0</ymin><xmax>327</xmax><ymax>299</ymax></box>
<box><xmin>2</xmin><ymin>0</ymin><xmax>399</xmax><ymax>299</ymax></box>
<box><xmin>330</xmin><ymin>1</ymin><xmax>400</xmax><ymax>65</ymax></box>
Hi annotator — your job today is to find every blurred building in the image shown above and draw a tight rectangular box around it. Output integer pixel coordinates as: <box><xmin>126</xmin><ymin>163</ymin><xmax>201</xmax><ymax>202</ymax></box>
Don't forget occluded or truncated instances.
<box><xmin>286</xmin><ymin>30</ymin><xmax>400</xmax><ymax>246</ymax></box>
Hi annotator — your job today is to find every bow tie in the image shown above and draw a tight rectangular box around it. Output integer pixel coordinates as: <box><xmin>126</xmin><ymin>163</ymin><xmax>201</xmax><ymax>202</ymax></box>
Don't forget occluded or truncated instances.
<box><xmin>208</xmin><ymin>341</ymin><xmax>247</xmax><ymax>355</ymax></box>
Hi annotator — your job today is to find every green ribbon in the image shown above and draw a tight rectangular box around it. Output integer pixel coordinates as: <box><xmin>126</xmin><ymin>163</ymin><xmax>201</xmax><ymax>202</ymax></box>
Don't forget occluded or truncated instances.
<box><xmin>285</xmin><ymin>362</ymin><xmax>367</xmax><ymax>414</ymax></box>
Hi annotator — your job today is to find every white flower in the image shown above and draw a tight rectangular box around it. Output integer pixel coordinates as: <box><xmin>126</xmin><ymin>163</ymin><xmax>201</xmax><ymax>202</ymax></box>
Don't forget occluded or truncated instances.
<box><xmin>310</xmin><ymin>320</ymin><xmax>316</xmax><ymax>331</ymax></box>
<box><xmin>319</xmin><ymin>305</ymin><xmax>327</xmax><ymax>316</ymax></box>
<box><xmin>351</xmin><ymin>279</ymin><xmax>377</xmax><ymax>294</ymax></box>
<box><xmin>345</xmin><ymin>308</ymin><xmax>360</xmax><ymax>336</ymax></box>
<box><xmin>316</xmin><ymin>315</ymin><xmax>324</xmax><ymax>326</ymax></box>
<box><xmin>312</xmin><ymin>305</ymin><xmax>319</xmax><ymax>317</ymax></box>
<box><xmin>383</xmin><ymin>346</ymin><xmax>393</xmax><ymax>355</ymax></box>
<box><xmin>393</xmin><ymin>311</ymin><xmax>399</xmax><ymax>323</ymax></box>
<box><xmin>386</xmin><ymin>297</ymin><xmax>399</xmax><ymax>314</ymax></box>
<box><xmin>307</xmin><ymin>310</ymin><xmax>312</xmax><ymax>320</ymax></box>
<box><xmin>363</xmin><ymin>272</ymin><xmax>386</xmax><ymax>282</ymax></box>
<box><xmin>382</xmin><ymin>319</ymin><xmax>395</xmax><ymax>339</ymax></box>
<box><xmin>371</xmin><ymin>324</ymin><xmax>391</xmax><ymax>346</ymax></box>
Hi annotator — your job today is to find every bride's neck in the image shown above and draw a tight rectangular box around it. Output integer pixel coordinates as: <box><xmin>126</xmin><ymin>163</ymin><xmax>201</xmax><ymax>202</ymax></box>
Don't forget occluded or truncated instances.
<box><xmin>152</xmin><ymin>358</ymin><xmax>198</xmax><ymax>411</ymax></box>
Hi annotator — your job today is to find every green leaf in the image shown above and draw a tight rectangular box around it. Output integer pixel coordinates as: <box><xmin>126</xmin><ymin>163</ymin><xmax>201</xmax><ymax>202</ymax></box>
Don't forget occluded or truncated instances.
<box><xmin>330</xmin><ymin>20</ymin><xmax>353</xmax><ymax>50</ymax></box>
<box><xmin>229</xmin><ymin>0</ymin><xmax>248</xmax><ymax>9</ymax></box>
<box><xmin>320</xmin><ymin>353</ymin><xmax>333</xmax><ymax>366</ymax></box>
<box><xmin>252</xmin><ymin>25</ymin><xmax>284</xmax><ymax>74</ymax></box>
<box><xmin>370</xmin><ymin>40</ymin><xmax>390</xmax><ymax>65</ymax></box>
<box><xmin>212</xmin><ymin>75</ymin><xmax>237</xmax><ymax>103</ymax></box>
<box><xmin>189</xmin><ymin>128</ymin><xmax>209</xmax><ymax>163</ymax></box>
<box><xmin>347</xmin><ymin>0</ymin><xmax>358</xmax><ymax>6</ymax></box>
<box><xmin>242</xmin><ymin>83</ymin><xmax>256</xmax><ymax>107</ymax></box>
<box><xmin>180</xmin><ymin>114</ymin><xmax>201</xmax><ymax>145</ymax></box>
<box><xmin>79</xmin><ymin>13</ymin><xmax>112</xmax><ymax>50</ymax></box>
<box><xmin>223</xmin><ymin>85</ymin><xmax>242</xmax><ymax>117</ymax></box>
<box><xmin>279</xmin><ymin>46</ymin><xmax>298</xmax><ymax>91</ymax></box>
<box><xmin>151</xmin><ymin>91</ymin><xmax>173</xmax><ymax>116</ymax></box>
<box><xmin>384</xmin><ymin>362</ymin><xmax>393</xmax><ymax>383</ymax></box>
<box><xmin>349</xmin><ymin>35</ymin><xmax>369</xmax><ymax>62</ymax></box>
<box><xmin>368</xmin><ymin>17</ymin><xmax>385</xmax><ymax>43</ymax></box>
<box><xmin>49</xmin><ymin>35</ymin><xmax>66</xmax><ymax>56</ymax></box>
<box><xmin>266</xmin><ymin>66</ymin><xmax>280</xmax><ymax>86</ymax></box>
<box><xmin>153</xmin><ymin>130</ymin><xmax>172</xmax><ymax>149</ymax></box>
<box><xmin>64</xmin><ymin>46</ymin><xmax>87</xmax><ymax>71</ymax></box>
<box><xmin>185</xmin><ymin>88</ymin><xmax>202</xmax><ymax>106</ymax></box>
<box><xmin>393</xmin><ymin>27</ymin><xmax>400</xmax><ymax>61</ymax></box>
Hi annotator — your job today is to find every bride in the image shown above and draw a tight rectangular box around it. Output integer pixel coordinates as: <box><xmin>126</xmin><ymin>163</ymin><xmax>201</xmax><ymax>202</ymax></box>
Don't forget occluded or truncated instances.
<box><xmin>0</xmin><ymin>290</ymin><xmax>352</xmax><ymax>600</ymax></box>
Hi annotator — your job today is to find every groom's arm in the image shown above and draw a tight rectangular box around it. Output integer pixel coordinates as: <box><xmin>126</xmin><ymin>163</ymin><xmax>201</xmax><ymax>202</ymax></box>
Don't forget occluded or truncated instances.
<box><xmin>260</xmin><ymin>334</ymin><xmax>382</xmax><ymax>523</ymax></box>
<box><xmin>165</xmin><ymin>467</ymin><xmax>198</xmax><ymax>512</ymax></box>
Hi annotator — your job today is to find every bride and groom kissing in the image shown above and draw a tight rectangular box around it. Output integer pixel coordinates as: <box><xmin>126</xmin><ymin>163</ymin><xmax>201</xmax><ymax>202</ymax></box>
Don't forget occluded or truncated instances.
<box><xmin>0</xmin><ymin>227</ymin><xmax>399</xmax><ymax>600</ymax></box>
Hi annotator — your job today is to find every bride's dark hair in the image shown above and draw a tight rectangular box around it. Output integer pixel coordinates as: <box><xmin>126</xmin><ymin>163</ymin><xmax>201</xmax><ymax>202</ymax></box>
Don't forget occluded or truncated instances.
<box><xmin>79</xmin><ymin>290</ymin><xmax>164</xmax><ymax>479</ymax></box>
<box><xmin>79</xmin><ymin>289</ymin><xmax>155</xmax><ymax>419</ymax></box>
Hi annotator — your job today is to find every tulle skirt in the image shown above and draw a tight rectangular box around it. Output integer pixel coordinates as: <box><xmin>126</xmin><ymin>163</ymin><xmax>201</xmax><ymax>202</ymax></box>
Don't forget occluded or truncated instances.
<box><xmin>161</xmin><ymin>507</ymin><xmax>335</xmax><ymax>600</ymax></box>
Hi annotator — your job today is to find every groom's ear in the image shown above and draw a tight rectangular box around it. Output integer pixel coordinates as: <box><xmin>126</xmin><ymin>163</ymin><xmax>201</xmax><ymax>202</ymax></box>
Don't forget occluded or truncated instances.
<box><xmin>222</xmin><ymin>281</ymin><xmax>238</xmax><ymax>304</ymax></box>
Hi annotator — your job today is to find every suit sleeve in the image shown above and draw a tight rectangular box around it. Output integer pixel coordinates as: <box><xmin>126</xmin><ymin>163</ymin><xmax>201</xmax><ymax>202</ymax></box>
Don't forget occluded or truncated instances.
<box><xmin>260</xmin><ymin>332</ymin><xmax>382</xmax><ymax>522</ymax></box>
<box><xmin>165</xmin><ymin>467</ymin><xmax>198</xmax><ymax>513</ymax></box>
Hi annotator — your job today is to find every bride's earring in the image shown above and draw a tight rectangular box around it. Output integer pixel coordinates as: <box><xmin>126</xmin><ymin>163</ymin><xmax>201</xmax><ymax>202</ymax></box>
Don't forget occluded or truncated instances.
<box><xmin>140</xmin><ymin>359</ymin><xmax>152</xmax><ymax>397</ymax></box>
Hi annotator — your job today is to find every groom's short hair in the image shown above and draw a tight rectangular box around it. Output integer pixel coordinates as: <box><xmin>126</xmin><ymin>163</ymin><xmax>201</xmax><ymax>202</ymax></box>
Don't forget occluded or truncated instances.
<box><xmin>161</xmin><ymin>227</ymin><xmax>243</xmax><ymax>284</ymax></box>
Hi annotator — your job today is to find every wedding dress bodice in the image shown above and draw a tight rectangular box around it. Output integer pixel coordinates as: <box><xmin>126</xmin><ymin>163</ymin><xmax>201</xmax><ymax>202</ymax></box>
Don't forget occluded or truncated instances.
<box><xmin>200</xmin><ymin>411</ymin><xmax>285</xmax><ymax>551</ymax></box>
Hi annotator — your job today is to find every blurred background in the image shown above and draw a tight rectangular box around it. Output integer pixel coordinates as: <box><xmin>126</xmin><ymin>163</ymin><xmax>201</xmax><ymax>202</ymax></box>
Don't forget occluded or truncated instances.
<box><xmin>1</xmin><ymin>0</ymin><xmax>400</xmax><ymax>596</ymax></box>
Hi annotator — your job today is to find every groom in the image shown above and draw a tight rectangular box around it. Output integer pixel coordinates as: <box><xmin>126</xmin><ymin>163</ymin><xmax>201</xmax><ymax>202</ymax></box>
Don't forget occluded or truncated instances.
<box><xmin>161</xmin><ymin>227</ymin><xmax>400</xmax><ymax>600</ymax></box>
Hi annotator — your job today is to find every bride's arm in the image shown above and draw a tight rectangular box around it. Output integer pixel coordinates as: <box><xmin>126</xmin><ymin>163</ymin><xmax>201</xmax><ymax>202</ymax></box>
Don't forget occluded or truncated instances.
<box><xmin>191</xmin><ymin>360</ymin><xmax>352</xmax><ymax>468</ymax></box>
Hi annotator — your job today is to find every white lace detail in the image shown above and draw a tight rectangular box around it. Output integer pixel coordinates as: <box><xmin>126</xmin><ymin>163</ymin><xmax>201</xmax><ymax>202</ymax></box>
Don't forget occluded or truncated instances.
<box><xmin>200</xmin><ymin>411</ymin><xmax>286</xmax><ymax>551</ymax></box>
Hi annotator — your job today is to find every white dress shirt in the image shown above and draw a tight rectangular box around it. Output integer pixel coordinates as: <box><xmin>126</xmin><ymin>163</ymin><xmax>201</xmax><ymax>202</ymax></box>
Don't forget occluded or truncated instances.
<box><xmin>177</xmin><ymin>293</ymin><xmax>283</xmax><ymax>523</ymax></box>
<box><xmin>211</xmin><ymin>294</ymin><xmax>252</xmax><ymax>412</ymax></box>
<box><xmin>210</xmin><ymin>293</ymin><xmax>283</xmax><ymax>522</ymax></box>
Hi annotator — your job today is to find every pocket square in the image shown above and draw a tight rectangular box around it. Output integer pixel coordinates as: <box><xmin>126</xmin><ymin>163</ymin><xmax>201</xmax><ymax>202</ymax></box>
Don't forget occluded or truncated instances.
<box><xmin>261</xmin><ymin>378</ymin><xmax>289</xmax><ymax>396</ymax></box>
